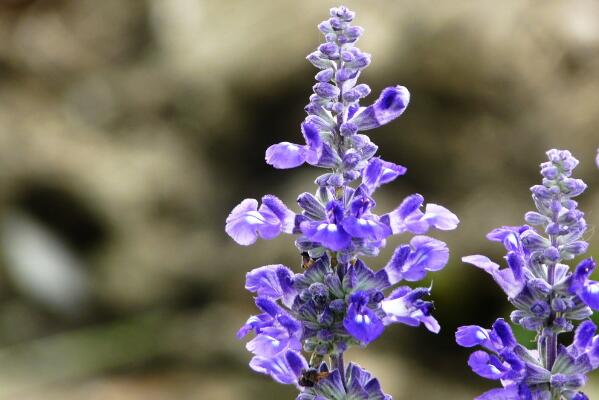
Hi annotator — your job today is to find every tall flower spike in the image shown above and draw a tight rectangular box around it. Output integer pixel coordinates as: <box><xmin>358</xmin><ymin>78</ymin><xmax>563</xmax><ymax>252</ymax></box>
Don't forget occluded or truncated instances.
<box><xmin>456</xmin><ymin>149</ymin><xmax>597</xmax><ymax>400</ymax></box>
<box><xmin>226</xmin><ymin>6</ymin><xmax>458</xmax><ymax>399</ymax></box>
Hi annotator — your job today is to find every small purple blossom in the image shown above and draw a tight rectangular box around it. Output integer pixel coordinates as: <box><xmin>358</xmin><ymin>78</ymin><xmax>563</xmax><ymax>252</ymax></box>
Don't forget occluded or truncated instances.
<box><xmin>349</xmin><ymin>86</ymin><xmax>411</xmax><ymax>131</ymax></box>
<box><xmin>249</xmin><ymin>349</ymin><xmax>308</xmax><ymax>386</ymax></box>
<box><xmin>343</xmin><ymin>291</ymin><xmax>384</xmax><ymax>344</ymax></box>
<box><xmin>226</xmin><ymin>196</ymin><xmax>295</xmax><ymax>245</ymax></box>
<box><xmin>227</xmin><ymin>6</ymin><xmax>458</xmax><ymax>398</ymax></box>
<box><xmin>382</xmin><ymin>286</ymin><xmax>440</xmax><ymax>333</ymax></box>
<box><xmin>456</xmin><ymin>149</ymin><xmax>597</xmax><ymax>399</ymax></box>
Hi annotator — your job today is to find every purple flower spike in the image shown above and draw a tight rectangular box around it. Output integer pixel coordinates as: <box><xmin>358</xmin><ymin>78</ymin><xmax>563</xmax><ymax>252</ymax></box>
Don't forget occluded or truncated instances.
<box><xmin>456</xmin><ymin>149</ymin><xmax>598</xmax><ymax>399</ymax></box>
<box><xmin>230</xmin><ymin>6</ymin><xmax>457</xmax><ymax>398</ymax></box>
<box><xmin>349</xmin><ymin>86</ymin><xmax>410</xmax><ymax>131</ymax></box>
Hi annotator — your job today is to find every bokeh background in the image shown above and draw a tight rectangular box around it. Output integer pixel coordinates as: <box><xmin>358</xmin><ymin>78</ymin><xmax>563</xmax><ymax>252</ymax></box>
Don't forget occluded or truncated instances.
<box><xmin>0</xmin><ymin>0</ymin><xmax>599</xmax><ymax>399</ymax></box>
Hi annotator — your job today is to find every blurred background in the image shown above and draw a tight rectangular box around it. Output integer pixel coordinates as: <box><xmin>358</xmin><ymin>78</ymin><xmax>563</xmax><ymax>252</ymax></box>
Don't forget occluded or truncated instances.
<box><xmin>0</xmin><ymin>0</ymin><xmax>599</xmax><ymax>399</ymax></box>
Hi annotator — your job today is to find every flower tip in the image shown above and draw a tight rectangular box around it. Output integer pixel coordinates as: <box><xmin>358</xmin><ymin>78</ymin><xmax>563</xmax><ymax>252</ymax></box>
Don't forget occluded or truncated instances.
<box><xmin>393</xmin><ymin>85</ymin><xmax>411</xmax><ymax>106</ymax></box>
<box><xmin>581</xmin><ymin>282</ymin><xmax>599</xmax><ymax>310</ymax></box>
<box><xmin>461</xmin><ymin>255</ymin><xmax>477</xmax><ymax>263</ymax></box>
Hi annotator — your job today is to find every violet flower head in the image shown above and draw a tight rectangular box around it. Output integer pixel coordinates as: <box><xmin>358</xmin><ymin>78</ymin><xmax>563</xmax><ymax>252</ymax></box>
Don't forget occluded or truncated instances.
<box><xmin>456</xmin><ymin>149</ymin><xmax>598</xmax><ymax>400</ymax></box>
<box><xmin>226</xmin><ymin>6</ymin><xmax>458</xmax><ymax>399</ymax></box>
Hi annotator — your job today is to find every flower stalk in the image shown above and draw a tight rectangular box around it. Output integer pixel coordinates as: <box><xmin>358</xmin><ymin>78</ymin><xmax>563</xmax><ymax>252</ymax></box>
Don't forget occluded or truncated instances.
<box><xmin>226</xmin><ymin>6</ymin><xmax>458</xmax><ymax>399</ymax></box>
<box><xmin>456</xmin><ymin>150</ymin><xmax>599</xmax><ymax>400</ymax></box>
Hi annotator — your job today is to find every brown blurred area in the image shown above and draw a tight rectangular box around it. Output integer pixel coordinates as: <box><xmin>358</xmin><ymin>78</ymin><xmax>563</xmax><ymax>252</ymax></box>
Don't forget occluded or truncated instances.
<box><xmin>0</xmin><ymin>0</ymin><xmax>598</xmax><ymax>399</ymax></box>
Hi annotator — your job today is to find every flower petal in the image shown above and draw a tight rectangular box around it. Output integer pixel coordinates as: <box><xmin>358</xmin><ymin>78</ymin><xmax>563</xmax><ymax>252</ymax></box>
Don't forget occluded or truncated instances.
<box><xmin>381</xmin><ymin>286</ymin><xmax>439</xmax><ymax>333</ymax></box>
<box><xmin>300</xmin><ymin>221</ymin><xmax>352</xmax><ymax>251</ymax></box>
<box><xmin>467</xmin><ymin>351</ymin><xmax>507</xmax><ymax>380</ymax></box>
<box><xmin>260</xmin><ymin>195</ymin><xmax>296</xmax><ymax>234</ymax></box>
<box><xmin>249</xmin><ymin>350</ymin><xmax>306</xmax><ymax>385</ymax></box>
<box><xmin>265</xmin><ymin>142</ymin><xmax>306</xmax><ymax>169</ymax></box>
<box><xmin>225</xmin><ymin>199</ymin><xmax>263</xmax><ymax>245</ymax></box>
<box><xmin>362</xmin><ymin>157</ymin><xmax>406</xmax><ymax>193</ymax></box>
<box><xmin>455</xmin><ymin>325</ymin><xmax>490</xmax><ymax>348</ymax></box>
<box><xmin>463</xmin><ymin>255</ymin><xmax>525</xmax><ymax>298</ymax></box>
<box><xmin>343</xmin><ymin>303</ymin><xmax>384</xmax><ymax>344</ymax></box>
<box><xmin>245</xmin><ymin>264</ymin><xmax>296</xmax><ymax>307</ymax></box>
<box><xmin>422</xmin><ymin>203</ymin><xmax>459</xmax><ymax>231</ymax></box>
<box><xmin>581</xmin><ymin>281</ymin><xmax>599</xmax><ymax>310</ymax></box>
<box><xmin>475</xmin><ymin>385</ymin><xmax>522</xmax><ymax>400</ymax></box>
<box><xmin>385</xmin><ymin>236</ymin><xmax>449</xmax><ymax>283</ymax></box>
<box><xmin>301</xmin><ymin>121</ymin><xmax>323</xmax><ymax>164</ymax></box>
<box><xmin>341</xmin><ymin>216</ymin><xmax>392</xmax><ymax>241</ymax></box>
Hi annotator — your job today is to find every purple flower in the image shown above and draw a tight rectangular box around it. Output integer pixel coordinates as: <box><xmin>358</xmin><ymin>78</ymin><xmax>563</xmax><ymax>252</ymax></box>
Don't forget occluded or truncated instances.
<box><xmin>238</xmin><ymin>296</ymin><xmax>302</xmax><ymax>359</ymax></box>
<box><xmin>265</xmin><ymin>121</ymin><xmax>323</xmax><ymax>169</ymax></box>
<box><xmin>249</xmin><ymin>349</ymin><xmax>307</xmax><ymax>385</ymax></box>
<box><xmin>455</xmin><ymin>319</ymin><xmax>515</xmax><ymax>353</ymax></box>
<box><xmin>382</xmin><ymin>194</ymin><xmax>458</xmax><ymax>235</ymax></box>
<box><xmin>462</xmin><ymin>255</ymin><xmax>525</xmax><ymax>298</ymax></box>
<box><xmin>468</xmin><ymin>351</ymin><xmax>512</xmax><ymax>380</ymax></box>
<box><xmin>300</xmin><ymin>200</ymin><xmax>352</xmax><ymax>251</ymax></box>
<box><xmin>343</xmin><ymin>291</ymin><xmax>384</xmax><ymax>344</ymax></box>
<box><xmin>361</xmin><ymin>157</ymin><xmax>406</xmax><ymax>193</ymax></box>
<box><xmin>226</xmin><ymin>196</ymin><xmax>295</xmax><ymax>245</ymax></box>
<box><xmin>349</xmin><ymin>86</ymin><xmax>411</xmax><ymax>131</ymax></box>
<box><xmin>340</xmin><ymin>189</ymin><xmax>392</xmax><ymax>242</ymax></box>
<box><xmin>381</xmin><ymin>286</ymin><xmax>440</xmax><ymax>333</ymax></box>
<box><xmin>246</xmin><ymin>323</ymin><xmax>301</xmax><ymax>358</ymax></box>
<box><xmin>245</xmin><ymin>264</ymin><xmax>296</xmax><ymax>307</ymax></box>
<box><xmin>385</xmin><ymin>236</ymin><xmax>449</xmax><ymax>284</ymax></box>
<box><xmin>569</xmin><ymin>258</ymin><xmax>599</xmax><ymax>310</ymax></box>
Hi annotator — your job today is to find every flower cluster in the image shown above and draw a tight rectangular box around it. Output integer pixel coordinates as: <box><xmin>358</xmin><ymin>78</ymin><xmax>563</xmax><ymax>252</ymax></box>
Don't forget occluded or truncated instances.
<box><xmin>456</xmin><ymin>149</ymin><xmax>599</xmax><ymax>400</ymax></box>
<box><xmin>226</xmin><ymin>6</ymin><xmax>458</xmax><ymax>399</ymax></box>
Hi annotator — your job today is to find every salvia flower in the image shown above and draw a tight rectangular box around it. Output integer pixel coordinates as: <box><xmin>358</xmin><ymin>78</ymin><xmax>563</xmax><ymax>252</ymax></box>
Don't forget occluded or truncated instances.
<box><xmin>456</xmin><ymin>149</ymin><xmax>597</xmax><ymax>400</ymax></box>
<box><xmin>226</xmin><ymin>6</ymin><xmax>458</xmax><ymax>399</ymax></box>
